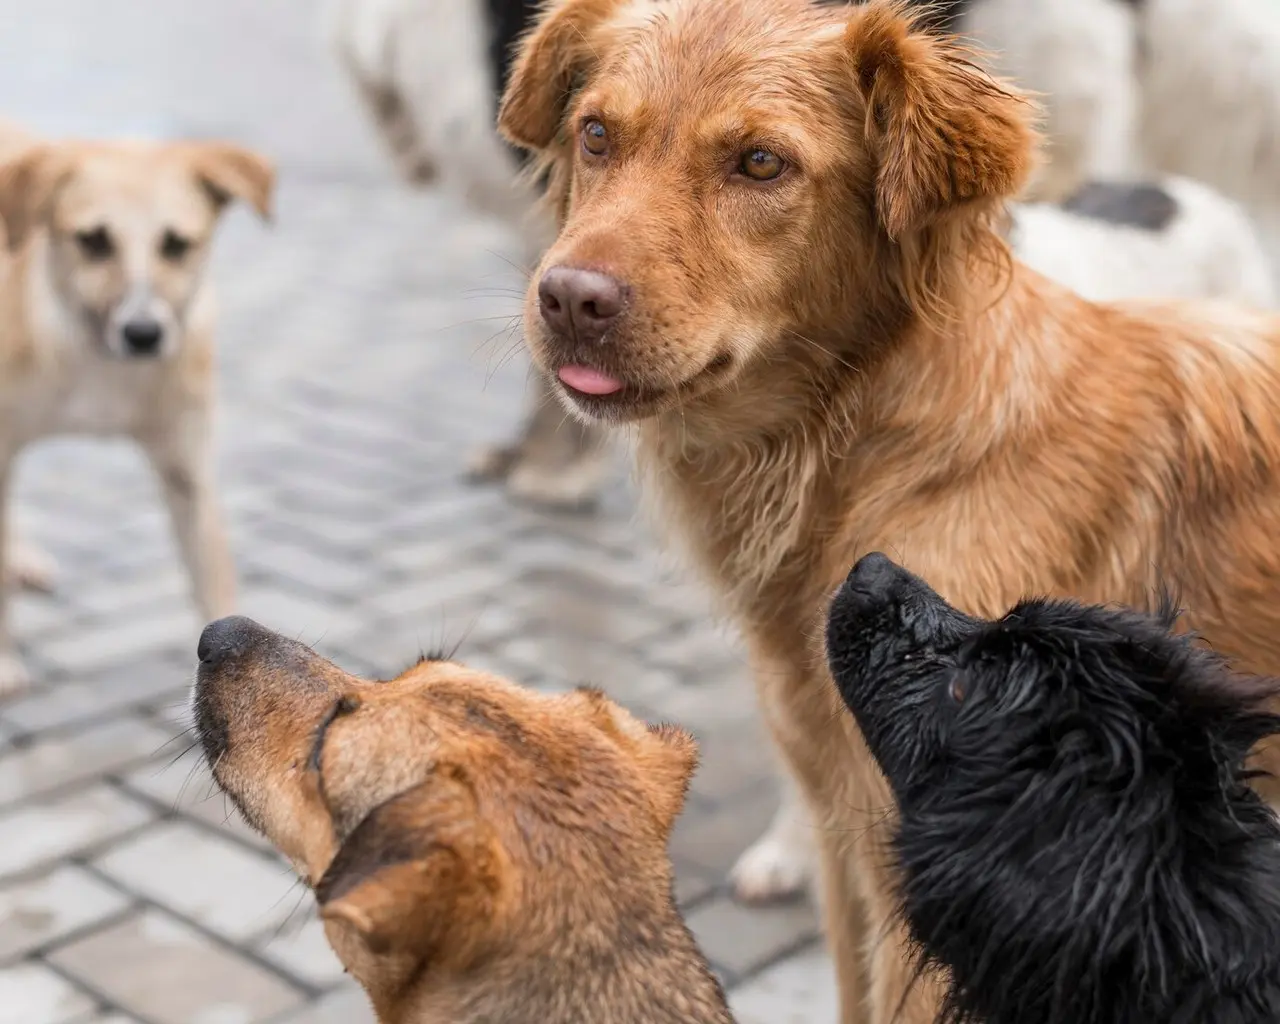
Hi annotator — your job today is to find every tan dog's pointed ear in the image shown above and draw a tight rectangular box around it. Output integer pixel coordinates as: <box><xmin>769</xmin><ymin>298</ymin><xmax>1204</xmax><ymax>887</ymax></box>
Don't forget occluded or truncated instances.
<box><xmin>498</xmin><ymin>0</ymin><xmax>623</xmax><ymax>150</ymax></box>
<box><xmin>316</xmin><ymin>776</ymin><xmax>506</xmax><ymax>960</ymax></box>
<box><xmin>571</xmin><ymin>688</ymin><xmax>699</xmax><ymax>838</ymax></box>
<box><xmin>0</xmin><ymin>146</ymin><xmax>74</xmax><ymax>252</ymax></box>
<box><xmin>183</xmin><ymin>142</ymin><xmax>275</xmax><ymax>221</ymax></box>
<box><xmin>845</xmin><ymin>1</ymin><xmax>1036</xmax><ymax>239</ymax></box>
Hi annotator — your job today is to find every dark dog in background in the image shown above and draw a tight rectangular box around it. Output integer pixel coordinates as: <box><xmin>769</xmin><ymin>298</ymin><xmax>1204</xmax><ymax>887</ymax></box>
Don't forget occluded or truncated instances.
<box><xmin>826</xmin><ymin>552</ymin><xmax>1280</xmax><ymax>1024</ymax></box>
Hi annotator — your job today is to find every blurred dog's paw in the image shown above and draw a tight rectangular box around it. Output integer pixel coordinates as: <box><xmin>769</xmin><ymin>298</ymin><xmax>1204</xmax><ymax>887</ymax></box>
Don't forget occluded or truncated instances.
<box><xmin>7</xmin><ymin>543</ymin><xmax>57</xmax><ymax>593</ymax></box>
<box><xmin>0</xmin><ymin>650</ymin><xmax>31</xmax><ymax>698</ymax></box>
<box><xmin>507</xmin><ymin>457</ymin><xmax>606</xmax><ymax>512</ymax></box>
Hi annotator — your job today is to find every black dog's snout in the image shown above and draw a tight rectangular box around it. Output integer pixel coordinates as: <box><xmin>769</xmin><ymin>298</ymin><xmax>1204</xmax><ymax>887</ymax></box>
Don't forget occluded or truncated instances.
<box><xmin>847</xmin><ymin>551</ymin><xmax>911</xmax><ymax>601</ymax></box>
<box><xmin>198</xmin><ymin>615</ymin><xmax>265</xmax><ymax>666</ymax></box>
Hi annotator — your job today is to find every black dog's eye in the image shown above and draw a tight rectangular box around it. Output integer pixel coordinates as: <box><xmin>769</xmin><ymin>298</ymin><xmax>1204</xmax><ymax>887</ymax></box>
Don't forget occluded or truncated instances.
<box><xmin>74</xmin><ymin>226</ymin><xmax>114</xmax><ymax>260</ymax></box>
<box><xmin>948</xmin><ymin>675</ymin><xmax>967</xmax><ymax>704</ymax></box>
<box><xmin>160</xmin><ymin>229</ymin><xmax>193</xmax><ymax>261</ymax></box>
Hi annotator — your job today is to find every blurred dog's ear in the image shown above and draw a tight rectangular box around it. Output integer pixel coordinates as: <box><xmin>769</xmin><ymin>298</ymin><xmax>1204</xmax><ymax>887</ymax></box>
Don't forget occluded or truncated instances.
<box><xmin>569</xmin><ymin>688</ymin><xmax>699</xmax><ymax>838</ymax></box>
<box><xmin>317</xmin><ymin>774</ymin><xmax>506</xmax><ymax>960</ymax></box>
<box><xmin>498</xmin><ymin>0</ymin><xmax>623</xmax><ymax>150</ymax></box>
<box><xmin>181</xmin><ymin>142</ymin><xmax>275</xmax><ymax>221</ymax></box>
<box><xmin>844</xmin><ymin>1</ymin><xmax>1036</xmax><ymax>239</ymax></box>
<box><xmin>0</xmin><ymin>146</ymin><xmax>75</xmax><ymax>251</ymax></box>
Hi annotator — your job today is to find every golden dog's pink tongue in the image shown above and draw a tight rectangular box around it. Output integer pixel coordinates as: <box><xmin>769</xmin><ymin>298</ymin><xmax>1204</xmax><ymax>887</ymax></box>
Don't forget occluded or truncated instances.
<box><xmin>557</xmin><ymin>364</ymin><xmax>624</xmax><ymax>396</ymax></box>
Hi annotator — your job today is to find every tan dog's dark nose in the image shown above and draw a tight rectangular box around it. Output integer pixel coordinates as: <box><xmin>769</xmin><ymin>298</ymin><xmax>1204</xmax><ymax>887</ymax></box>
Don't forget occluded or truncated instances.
<box><xmin>198</xmin><ymin>615</ymin><xmax>265</xmax><ymax>666</ymax></box>
<box><xmin>538</xmin><ymin>266</ymin><xmax>628</xmax><ymax>344</ymax></box>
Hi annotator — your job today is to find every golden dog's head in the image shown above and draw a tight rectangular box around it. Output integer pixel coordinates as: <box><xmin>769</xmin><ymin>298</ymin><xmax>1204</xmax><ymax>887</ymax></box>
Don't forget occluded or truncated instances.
<box><xmin>501</xmin><ymin>0</ymin><xmax>1036</xmax><ymax>423</ymax></box>
<box><xmin>193</xmin><ymin>616</ymin><xmax>697</xmax><ymax>1018</ymax></box>
<box><xmin>0</xmin><ymin>139</ymin><xmax>273</xmax><ymax>359</ymax></box>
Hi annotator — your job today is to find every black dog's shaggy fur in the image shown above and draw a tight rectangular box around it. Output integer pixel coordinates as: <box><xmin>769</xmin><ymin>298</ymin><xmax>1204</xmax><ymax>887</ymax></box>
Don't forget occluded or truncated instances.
<box><xmin>825</xmin><ymin>552</ymin><xmax>1280</xmax><ymax>1024</ymax></box>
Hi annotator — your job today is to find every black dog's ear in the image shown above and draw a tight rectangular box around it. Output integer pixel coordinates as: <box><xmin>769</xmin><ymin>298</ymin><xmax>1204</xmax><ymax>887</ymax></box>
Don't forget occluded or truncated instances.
<box><xmin>498</xmin><ymin>0</ymin><xmax>624</xmax><ymax>151</ymax></box>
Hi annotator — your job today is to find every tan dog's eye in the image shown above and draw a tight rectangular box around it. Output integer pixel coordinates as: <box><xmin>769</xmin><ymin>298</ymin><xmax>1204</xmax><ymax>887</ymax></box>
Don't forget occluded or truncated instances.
<box><xmin>74</xmin><ymin>226</ymin><xmax>114</xmax><ymax>260</ymax></box>
<box><xmin>160</xmin><ymin>229</ymin><xmax>193</xmax><ymax>262</ymax></box>
<box><xmin>738</xmin><ymin>148</ymin><xmax>785</xmax><ymax>182</ymax></box>
<box><xmin>582</xmin><ymin>119</ymin><xmax>609</xmax><ymax>157</ymax></box>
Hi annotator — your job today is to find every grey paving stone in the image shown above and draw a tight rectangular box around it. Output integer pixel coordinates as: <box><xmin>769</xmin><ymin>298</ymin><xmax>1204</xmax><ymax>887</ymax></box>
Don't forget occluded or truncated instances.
<box><xmin>94</xmin><ymin>821</ymin><xmax>295</xmax><ymax>942</ymax></box>
<box><xmin>685</xmin><ymin>894</ymin><xmax>820</xmax><ymax>981</ymax></box>
<box><xmin>0</xmin><ymin>865</ymin><xmax>131</xmax><ymax>962</ymax></box>
<box><xmin>0</xmin><ymin>717</ymin><xmax>175</xmax><ymax>808</ymax></box>
<box><xmin>670</xmin><ymin>787</ymin><xmax>782</xmax><ymax>879</ymax></box>
<box><xmin>269</xmin><ymin>984</ymin><xmax>375</xmax><ymax>1024</ymax></box>
<box><xmin>0</xmin><ymin>786</ymin><xmax>152</xmax><ymax>880</ymax></box>
<box><xmin>252</xmin><ymin>914</ymin><xmax>347</xmax><ymax>989</ymax></box>
<box><xmin>48</xmin><ymin>910</ymin><xmax>304</xmax><ymax>1024</ymax></box>
<box><xmin>0</xmin><ymin>654</ymin><xmax>191</xmax><ymax>735</ymax></box>
<box><xmin>37</xmin><ymin>607</ymin><xmax>197</xmax><ymax>677</ymax></box>
<box><xmin>0</xmin><ymin>963</ymin><xmax>96</xmax><ymax>1024</ymax></box>
<box><xmin>728</xmin><ymin>943</ymin><xmax>838</xmax><ymax>1024</ymax></box>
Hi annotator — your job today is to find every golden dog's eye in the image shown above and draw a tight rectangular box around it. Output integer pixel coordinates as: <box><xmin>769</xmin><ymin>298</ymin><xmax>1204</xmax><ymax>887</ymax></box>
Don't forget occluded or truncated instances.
<box><xmin>948</xmin><ymin>675</ymin><xmax>967</xmax><ymax>705</ymax></box>
<box><xmin>582</xmin><ymin>119</ymin><xmax>609</xmax><ymax>157</ymax></box>
<box><xmin>160</xmin><ymin>229</ymin><xmax>193</xmax><ymax>261</ymax></box>
<box><xmin>74</xmin><ymin>226</ymin><xmax>114</xmax><ymax>260</ymax></box>
<box><xmin>739</xmin><ymin>148</ymin><xmax>785</xmax><ymax>181</ymax></box>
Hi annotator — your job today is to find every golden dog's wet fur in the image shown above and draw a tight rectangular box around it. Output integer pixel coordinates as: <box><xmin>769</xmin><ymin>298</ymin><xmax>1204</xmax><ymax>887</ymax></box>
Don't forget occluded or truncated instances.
<box><xmin>499</xmin><ymin>1</ymin><xmax>1280</xmax><ymax>1021</ymax></box>
<box><xmin>194</xmin><ymin>616</ymin><xmax>731</xmax><ymax>1024</ymax></box>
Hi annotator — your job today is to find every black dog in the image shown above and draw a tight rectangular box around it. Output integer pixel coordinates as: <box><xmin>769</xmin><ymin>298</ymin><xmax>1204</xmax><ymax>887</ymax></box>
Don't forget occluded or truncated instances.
<box><xmin>825</xmin><ymin>552</ymin><xmax>1280</xmax><ymax>1024</ymax></box>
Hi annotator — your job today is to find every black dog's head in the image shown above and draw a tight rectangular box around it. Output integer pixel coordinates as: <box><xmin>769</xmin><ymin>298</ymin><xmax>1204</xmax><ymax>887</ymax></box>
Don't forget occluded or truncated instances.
<box><xmin>826</xmin><ymin>552</ymin><xmax>1280</xmax><ymax>1024</ymax></box>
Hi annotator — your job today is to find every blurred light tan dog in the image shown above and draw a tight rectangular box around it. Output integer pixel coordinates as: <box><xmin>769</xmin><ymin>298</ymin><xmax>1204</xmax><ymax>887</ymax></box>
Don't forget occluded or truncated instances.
<box><xmin>499</xmin><ymin>1</ymin><xmax>1280</xmax><ymax>1021</ymax></box>
<box><xmin>193</xmin><ymin>615</ymin><xmax>732</xmax><ymax>1024</ymax></box>
<box><xmin>0</xmin><ymin>122</ymin><xmax>273</xmax><ymax>694</ymax></box>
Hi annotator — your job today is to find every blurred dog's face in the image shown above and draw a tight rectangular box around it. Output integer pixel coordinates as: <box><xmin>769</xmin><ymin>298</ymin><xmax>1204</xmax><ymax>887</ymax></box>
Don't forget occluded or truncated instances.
<box><xmin>0</xmin><ymin>140</ymin><xmax>272</xmax><ymax>359</ymax></box>
<box><xmin>192</xmin><ymin>617</ymin><xmax>696</xmax><ymax>1005</ymax></box>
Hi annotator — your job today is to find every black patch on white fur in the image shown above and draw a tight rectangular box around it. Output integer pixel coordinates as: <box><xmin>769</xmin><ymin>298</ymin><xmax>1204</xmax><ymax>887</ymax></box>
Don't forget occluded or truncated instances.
<box><xmin>1061</xmin><ymin>181</ymin><xmax>1179</xmax><ymax>232</ymax></box>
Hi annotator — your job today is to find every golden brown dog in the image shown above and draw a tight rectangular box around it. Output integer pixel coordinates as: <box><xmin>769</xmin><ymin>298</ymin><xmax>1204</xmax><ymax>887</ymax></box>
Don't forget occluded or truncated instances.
<box><xmin>498</xmin><ymin>1</ymin><xmax>1280</xmax><ymax>1022</ymax></box>
<box><xmin>193</xmin><ymin>615</ymin><xmax>732</xmax><ymax>1024</ymax></box>
<box><xmin>0</xmin><ymin>123</ymin><xmax>272</xmax><ymax>694</ymax></box>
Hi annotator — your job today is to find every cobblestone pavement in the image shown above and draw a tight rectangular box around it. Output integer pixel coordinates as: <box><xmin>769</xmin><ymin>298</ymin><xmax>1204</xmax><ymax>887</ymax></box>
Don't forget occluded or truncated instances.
<box><xmin>0</xmin><ymin>2</ymin><xmax>835</xmax><ymax>1022</ymax></box>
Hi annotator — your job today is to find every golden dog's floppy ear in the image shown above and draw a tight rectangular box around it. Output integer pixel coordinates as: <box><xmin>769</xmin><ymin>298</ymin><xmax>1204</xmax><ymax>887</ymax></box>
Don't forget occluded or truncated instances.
<box><xmin>498</xmin><ymin>0</ymin><xmax>623</xmax><ymax>150</ymax></box>
<box><xmin>0</xmin><ymin>146</ymin><xmax>75</xmax><ymax>252</ymax></box>
<box><xmin>181</xmin><ymin>142</ymin><xmax>275</xmax><ymax>221</ymax></box>
<box><xmin>316</xmin><ymin>775</ymin><xmax>506</xmax><ymax>959</ymax></box>
<box><xmin>845</xmin><ymin>1</ymin><xmax>1036</xmax><ymax>239</ymax></box>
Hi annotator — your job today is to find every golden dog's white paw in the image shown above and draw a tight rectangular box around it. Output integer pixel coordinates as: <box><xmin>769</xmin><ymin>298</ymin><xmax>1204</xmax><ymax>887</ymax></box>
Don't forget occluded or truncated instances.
<box><xmin>7</xmin><ymin>543</ymin><xmax>57</xmax><ymax>593</ymax></box>
<box><xmin>730</xmin><ymin>826</ymin><xmax>815</xmax><ymax>905</ymax></box>
<box><xmin>0</xmin><ymin>650</ymin><xmax>31</xmax><ymax>698</ymax></box>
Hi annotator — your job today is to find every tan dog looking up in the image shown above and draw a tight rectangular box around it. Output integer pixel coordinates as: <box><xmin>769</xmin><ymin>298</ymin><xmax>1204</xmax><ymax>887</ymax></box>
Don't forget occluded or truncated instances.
<box><xmin>194</xmin><ymin>615</ymin><xmax>734</xmax><ymax>1024</ymax></box>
